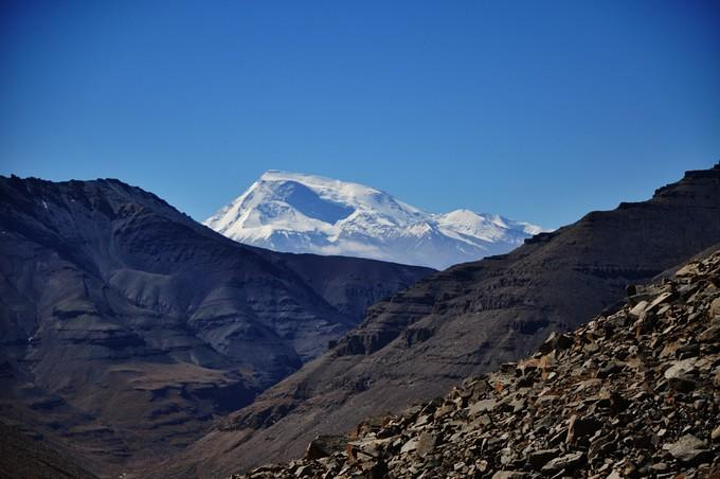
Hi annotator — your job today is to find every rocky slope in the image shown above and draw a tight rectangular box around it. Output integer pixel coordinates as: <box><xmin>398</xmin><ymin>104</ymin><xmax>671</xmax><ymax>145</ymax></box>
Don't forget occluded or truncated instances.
<box><xmin>204</xmin><ymin>171</ymin><xmax>543</xmax><ymax>269</ymax></box>
<box><xmin>167</xmin><ymin>164</ymin><xmax>720</xmax><ymax>477</ymax></box>
<box><xmin>0</xmin><ymin>176</ymin><xmax>431</xmax><ymax>476</ymax></box>
<box><xmin>0</xmin><ymin>422</ymin><xmax>98</xmax><ymax>479</ymax></box>
<box><xmin>234</xmin><ymin>245</ymin><xmax>720</xmax><ymax>479</ymax></box>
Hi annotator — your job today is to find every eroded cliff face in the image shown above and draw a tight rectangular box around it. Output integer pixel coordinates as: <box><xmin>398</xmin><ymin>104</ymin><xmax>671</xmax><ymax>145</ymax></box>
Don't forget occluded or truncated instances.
<box><xmin>167</xmin><ymin>164</ymin><xmax>720</xmax><ymax>478</ymax></box>
<box><xmin>0</xmin><ymin>176</ymin><xmax>432</xmax><ymax>476</ymax></box>
<box><xmin>234</xmin><ymin>245</ymin><xmax>720</xmax><ymax>479</ymax></box>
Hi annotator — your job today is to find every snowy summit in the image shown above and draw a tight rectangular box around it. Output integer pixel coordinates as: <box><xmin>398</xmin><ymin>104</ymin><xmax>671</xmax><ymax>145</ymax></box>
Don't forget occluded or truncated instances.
<box><xmin>204</xmin><ymin>171</ymin><xmax>544</xmax><ymax>269</ymax></box>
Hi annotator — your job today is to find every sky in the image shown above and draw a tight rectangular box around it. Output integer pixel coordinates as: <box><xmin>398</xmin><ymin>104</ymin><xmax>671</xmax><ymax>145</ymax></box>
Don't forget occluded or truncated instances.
<box><xmin>1</xmin><ymin>0</ymin><xmax>719</xmax><ymax>229</ymax></box>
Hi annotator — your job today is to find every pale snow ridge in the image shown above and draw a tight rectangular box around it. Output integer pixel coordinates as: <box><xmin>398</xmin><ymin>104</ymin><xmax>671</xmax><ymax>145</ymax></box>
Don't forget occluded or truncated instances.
<box><xmin>203</xmin><ymin>171</ymin><xmax>546</xmax><ymax>270</ymax></box>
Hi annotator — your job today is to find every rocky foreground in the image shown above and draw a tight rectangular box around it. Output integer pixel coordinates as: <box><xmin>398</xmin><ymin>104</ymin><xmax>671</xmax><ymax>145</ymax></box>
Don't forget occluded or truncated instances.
<box><xmin>233</xmin><ymin>248</ymin><xmax>720</xmax><ymax>478</ymax></box>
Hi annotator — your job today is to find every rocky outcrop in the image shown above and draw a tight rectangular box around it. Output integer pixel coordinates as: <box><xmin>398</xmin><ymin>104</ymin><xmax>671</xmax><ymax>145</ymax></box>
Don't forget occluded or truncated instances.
<box><xmin>0</xmin><ymin>176</ymin><xmax>432</xmax><ymax>476</ymax></box>
<box><xmin>233</xmin><ymin>245</ymin><xmax>720</xmax><ymax>479</ymax></box>
<box><xmin>167</xmin><ymin>164</ymin><xmax>720</xmax><ymax>477</ymax></box>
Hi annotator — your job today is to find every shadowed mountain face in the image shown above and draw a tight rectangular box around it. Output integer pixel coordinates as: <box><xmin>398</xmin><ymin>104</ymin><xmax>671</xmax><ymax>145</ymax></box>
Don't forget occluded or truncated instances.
<box><xmin>168</xmin><ymin>164</ymin><xmax>720</xmax><ymax>478</ymax></box>
<box><xmin>0</xmin><ymin>176</ymin><xmax>432</xmax><ymax>476</ymax></box>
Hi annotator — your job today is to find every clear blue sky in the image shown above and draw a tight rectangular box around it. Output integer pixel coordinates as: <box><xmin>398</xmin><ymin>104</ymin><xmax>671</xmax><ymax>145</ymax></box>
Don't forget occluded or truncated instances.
<box><xmin>1</xmin><ymin>0</ymin><xmax>719</xmax><ymax>229</ymax></box>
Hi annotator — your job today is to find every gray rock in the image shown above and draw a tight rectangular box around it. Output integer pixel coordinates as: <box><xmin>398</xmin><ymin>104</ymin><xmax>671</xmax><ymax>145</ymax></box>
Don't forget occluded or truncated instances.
<box><xmin>492</xmin><ymin>472</ymin><xmax>527</xmax><ymax>479</ymax></box>
<box><xmin>629</xmin><ymin>300</ymin><xmax>649</xmax><ymax>318</ymax></box>
<box><xmin>400</xmin><ymin>438</ymin><xmax>418</xmax><ymax>454</ymax></box>
<box><xmin>663</xmin><ymin>434</ymin><xmax>711</xmax><ymax>464</ymax></box>
<box><xmin>663</xmin><ymin>358</ymin><xmax>697</xmax><ymax>380</ymax></box>
<box><xmin>541</xmin><ymin>452</ymin><xmax>585</xmax><ymax>473</ymax></box>
<box><xmin>416</xmin><ymin>431</ymin><xmax>437</xmax><ymax>456</ymax></box>
<box><xmin>469</xmin><ymin>399</ymin><xmax>498</xmax><ymax>415</ymax></box>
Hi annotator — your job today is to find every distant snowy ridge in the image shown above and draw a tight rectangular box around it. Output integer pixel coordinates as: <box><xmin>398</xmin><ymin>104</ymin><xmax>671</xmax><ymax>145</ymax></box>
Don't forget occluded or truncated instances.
<box><xmin>204</xmin><ymin>170</ymin><xmax>545</xmax><ymax>269</ymax></box>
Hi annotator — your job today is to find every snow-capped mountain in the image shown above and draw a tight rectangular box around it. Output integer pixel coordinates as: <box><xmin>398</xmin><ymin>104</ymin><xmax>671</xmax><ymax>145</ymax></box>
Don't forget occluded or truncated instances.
<box><xmin>204</xmin><ymin>171</ymin><xmax>544</xmax><ymax>269</ymax></box>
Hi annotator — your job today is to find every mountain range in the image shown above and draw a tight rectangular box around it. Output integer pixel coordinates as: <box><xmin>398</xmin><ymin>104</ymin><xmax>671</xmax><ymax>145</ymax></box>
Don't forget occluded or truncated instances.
<box><xmin>0</xmin><ymin>176</ymin><xmax>431</xmax><ymax>475</ymax></box>
<box><xmin>204</xmin><ymin>171</ymin><xmax>544</xmax><ymax>269</ymax></box>
<box><xmin>2</xmin><ymin>164</ymin><xmax>720</xmax><ymax>479</ymax></box>
<box><xmin>163</xmin><ymin>163</ymin><xmax>720</xmax><ymax>477</ymax></box>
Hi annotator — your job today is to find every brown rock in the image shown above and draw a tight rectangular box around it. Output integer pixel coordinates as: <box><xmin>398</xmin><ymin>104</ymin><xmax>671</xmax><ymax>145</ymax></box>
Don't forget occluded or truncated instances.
<box><xmin>566</xmin><ymin>415</ymin><xmax>603</xmax><ymax>444</ymax></box>
<box><xmin>416</xmin><ymin>431</ymin><xmax>437</xmax><ymax>456</ymax></box>
<box><xmin>527</xmin><ymin>449</ymin><xmax>560</xmax><ymax>470</ymax></box>
<box><xmin>305</xmin><ymin>435</ymin><xmax>345</xmax><ymax>460</ymax></box>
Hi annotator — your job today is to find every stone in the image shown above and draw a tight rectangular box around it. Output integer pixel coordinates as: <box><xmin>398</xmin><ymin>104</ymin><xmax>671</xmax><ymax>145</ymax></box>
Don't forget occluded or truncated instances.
<box><xmin>556</xmin><ymin>334</ymin><xmax>575</xmax><ymax>351</ymax></box>
<box><xmin>527</xmin><ymin>449</ymin><xmax>560</xmax><ymax>470</ymax></box>
<box><xmin>664</xmin><ymin>358</ymin><xmax>697</xmax><ymax>380</ymax></box>
<box><xmin>305</xmin><ymin>435</ymin><xmax>346</xmax><ymax>460</ymax></box>
<box><xmin>710</xmin><ymin>297</ymin><xmax>720</xmax><ymax>317</ymax></box>
<box><xmin>469</xmin><ymin>399</ymin><xmax>497</xmax><ymax>415</ymax></box>
<box><xmin>566</xmin><ymin>415</ymin><xmax>603</xmax><ymax>444</ymax></box>
<box><xmin>588</xmin><ymin>433</ymin><xmax>617</xmax><ymax>462</ymax></box>
<box><xmin>698</xmin><ymin>324</ymin><xmax>720</xmax><ymax>343</ymax></box>
<box><xmin>541</xmin><ymin>452</ymin><xmax>585</xmax><ymax>473</ymax></box>
<box><xmin>629</xmin><ymin>300</ymin><xmax>649</xmax><ymax>318</ymax></box>
<box><xmin>662</xmin><ymin>434</ymin><xmax>711</xmax><ymax>464</ymax></box>
<box><xmin>539</xmin><ymin>332</ymin><xmax>558</xmax><ymax>354</ymax></box>
<box><xmin>415</xmin><ymin>414</ymin><xmax>432</xmax><ymax>427</ymax></box>
<box><xmin>491</xmin><ymin>472</ymin><xmax>526</xmax><ymax>479</ymax></box>
<box><xmin>400</xmin><ymin>438</ymin><xmax>418</xmax><ymax>454</ymax></box>
<box><xmin>668</xmin><ymin>374</ymin><xmax>696</xmax><ymax>393</ymax></box>
<box><xmin>433</xmin><ymin>404</ymin><xmax>454</xmax><ymax>420</ymax></box>
<box><xmin>675</xmin><ymin>262</ymin><xmax>701</xmax><ymax>277</ymax></box>
<box><xmin>416</xmin><ymin>431</ymin><xmax>437</xmax><ymax>456</ymax></box>
<box><xmin>647</xmin><ymin>292</ymin><xmax>674</xmax><ymax>312</ymax></box>
<box><xmin>509</xmin><ymin>397</ymin><xmax>527</xmax><ymax>413</ymax></box>
<box><xmin>539</xmin><ymin>332</ymin><xmax>574</xmax><ymax>354</ymax></box>
<box><xmin>364</xmin><ymin>461</ymin><xmax>387</xmax><ymax>479</ymax></box>
<box><xmin>294</xmin><ymin>464</ymin><xmax>311</xmax><ymax>477</ymax></box>
<box><xmin>675</xmin><ymin>342</ymin><xmax>700</xmax><ymax>359</ymax></box>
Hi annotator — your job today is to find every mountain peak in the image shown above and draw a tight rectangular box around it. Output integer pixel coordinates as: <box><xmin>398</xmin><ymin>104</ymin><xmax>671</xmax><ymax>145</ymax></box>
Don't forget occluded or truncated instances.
<box><xmin>204</xmin><ymin>172</ymin><xmax>544</xmax><ymax>269</ymax></box>
<box><xmin>259</xmin><ymin>169</ymin><xmax>344</xmax><ymax>184</ymax></box>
